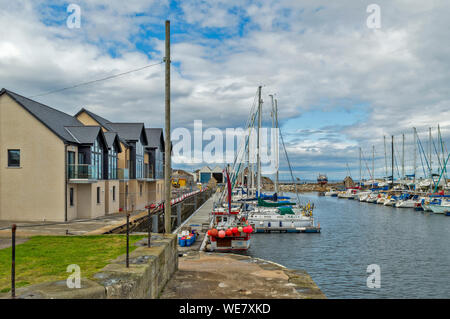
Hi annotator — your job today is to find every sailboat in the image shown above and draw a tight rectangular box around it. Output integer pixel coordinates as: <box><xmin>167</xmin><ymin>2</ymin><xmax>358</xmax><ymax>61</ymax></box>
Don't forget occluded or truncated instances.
<box><xmin>236</xmin><ymin>87</ymin><xmax>320</xmax><ymax>233</ymax></box>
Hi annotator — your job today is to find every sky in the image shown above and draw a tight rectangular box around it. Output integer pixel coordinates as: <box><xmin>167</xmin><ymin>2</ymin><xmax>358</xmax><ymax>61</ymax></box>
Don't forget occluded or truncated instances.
<box><xmin>0</xmin><ymin>0</ymin><xmax>449</xmax><ymax>181</ymax></box>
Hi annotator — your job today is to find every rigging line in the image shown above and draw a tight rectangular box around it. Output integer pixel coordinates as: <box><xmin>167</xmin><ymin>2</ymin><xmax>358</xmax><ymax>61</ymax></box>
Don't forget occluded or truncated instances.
<box><xmin>360</xmin><ymin>151</ymin><xmax>374</xmax><ymax>180</ymax></box>
<box><xmin>219</xmin><ymin>88</ymin><xmax>259</xmax><ymax>202</ymax></box>
<box><xmin>28</xmin><ymin>60</ymin><xmax>164</xmax><ymax>98</ymax></box>
<box><xmin>278</xmin><ymin>125</ymin><xmax>301</xmax><ymax>206</ymax></box>
<box><xmin>418</xmin><ymin>140</ymin><xmax>427</xmax><ymax>178</ymax></box>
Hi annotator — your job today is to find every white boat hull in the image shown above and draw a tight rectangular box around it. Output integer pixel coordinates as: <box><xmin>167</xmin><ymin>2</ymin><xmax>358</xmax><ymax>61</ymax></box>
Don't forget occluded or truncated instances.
<box><xmin>429</xmin><ymin>205</ymin><xmax>450</xmax><ymax>214</ymax></box>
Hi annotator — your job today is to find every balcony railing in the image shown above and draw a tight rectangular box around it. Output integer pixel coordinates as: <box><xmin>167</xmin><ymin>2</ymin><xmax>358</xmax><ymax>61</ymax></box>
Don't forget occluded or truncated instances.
<box><xmin>118</xmin><ymin>168</ymin><xmax>129</xmax><ymax>180</ymax></box>
<box><xmin>67</xmin><ymin>164</ymin><xmax>98</xmax><ymax>180</ymax></box>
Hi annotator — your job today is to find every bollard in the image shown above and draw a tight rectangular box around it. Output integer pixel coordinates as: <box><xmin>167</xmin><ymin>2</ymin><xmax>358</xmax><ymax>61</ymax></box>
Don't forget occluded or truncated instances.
<box><xmin>147</xmin><ymin>208</ymin><xmax>151</xmax><ymax>247</ymax></box>
<box><xmin>152</xmin><ymin>214</ymin><xmax>159</xmax><ymax>233</ymax></box>
<box><xmin>126</xmin><ymin>213</ymin><xmax>130</xmax><ymax>268</ymax></box>
<box><xmin>11</xmin><ymin>224</ymin><xmax>16</xmax><ymax>299</ymax></box>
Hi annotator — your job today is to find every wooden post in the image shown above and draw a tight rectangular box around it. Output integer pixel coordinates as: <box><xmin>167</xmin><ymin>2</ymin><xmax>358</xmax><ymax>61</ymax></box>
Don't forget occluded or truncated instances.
<box><xmin>11</xmin><ymin>224</ymin><xmax>16</xmax><ymax>299</ymax></box>
<box><xmin>147</xmin><ymin>207</ymin><xmax>151</xmax><ymax>247</ymax></box>
<box><xmin>126</xmin><ymin>213</ymin><xmax>130</xmax><ymax>268</ymax></box>
<box><xmin>164</xmin><ymin>20</ymin><xmax>172</xmax><ymax>233</ymax></box>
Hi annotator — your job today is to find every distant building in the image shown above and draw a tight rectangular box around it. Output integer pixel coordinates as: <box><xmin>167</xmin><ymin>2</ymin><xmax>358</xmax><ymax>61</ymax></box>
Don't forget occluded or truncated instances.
<box><xmin>172</xmin><ymin>169</ymin><xmax>194</xmax><ymax>188</ymax></box>
<box><xmin>198</xmin><ymin>165</ymin><xmax>224</xmax><ymax>184</ymax></box>
<box><xmin>344</xmin><ymin>176</ymin><xmax>355</xmax><ymax>188</ymax></box>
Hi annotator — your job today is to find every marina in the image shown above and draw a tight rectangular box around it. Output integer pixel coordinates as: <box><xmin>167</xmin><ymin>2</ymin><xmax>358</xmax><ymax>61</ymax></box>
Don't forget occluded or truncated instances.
<box><xmin>249</xmin><ymin>192</ymin><xmax>450</xmax><ymax>299</ymax></box>
<box><xmin>1</xmin><ymin>1</ymin><xmax>450</xmax><ymax>305</ymax></box>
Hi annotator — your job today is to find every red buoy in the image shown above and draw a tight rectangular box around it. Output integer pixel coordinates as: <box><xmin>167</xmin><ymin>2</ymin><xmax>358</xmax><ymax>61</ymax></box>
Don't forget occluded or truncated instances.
<box><xmin>210</xmin><ymin>229</ymin><xmax>218</xmax><ymax>237</ymax></box>
<box><xmin>232</xmin><ymin>227</ymin><xmax>239</xmax><ymax>234</ymax></box>
<box><xmin>218</xmin><ymin>230</ymin><xmax>226</xmax><ymax>238</ymax></box>
<box><xmin>225</xmin><ymin>229</ymin><xmax>232</xmax><ymax>236</ymax></box>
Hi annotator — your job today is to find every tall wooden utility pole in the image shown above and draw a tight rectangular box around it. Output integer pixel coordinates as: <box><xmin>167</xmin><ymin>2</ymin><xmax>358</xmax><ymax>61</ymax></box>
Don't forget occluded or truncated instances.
<box><xmin>164</xmin><ymin>20</ymin><xmax>171</xmax><ymax>233</ymax></box>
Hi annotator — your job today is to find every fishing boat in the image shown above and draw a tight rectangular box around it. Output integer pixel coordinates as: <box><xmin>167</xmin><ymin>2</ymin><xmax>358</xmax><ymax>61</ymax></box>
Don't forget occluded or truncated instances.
<box><xmin>317</xmin><ymin>174</ymin><xmax>328</xmax><ymax>185</ymax></box>
<box><xmin>207</xmin><ymin>167</ymin><xmax>253</xmax><ymax>252</ymax></box>
<box><xmin>207</xmin><ymin>208</ymin><xmax>252</xmax><ymax>251</ymax></box>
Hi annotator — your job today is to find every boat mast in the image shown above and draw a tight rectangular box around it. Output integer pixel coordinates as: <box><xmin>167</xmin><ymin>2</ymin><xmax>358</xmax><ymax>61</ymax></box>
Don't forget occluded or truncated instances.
<box><xmin>372</xmin><ymin>145</ymin><xmax>375</xmax><ymax>188</ymax></box>
<box><xmin>269</xmin><ymin>94</ymin><xmax>279</xmax><ymax>195</ymax></box>
<box><xmin>384</xmin><ymin>136</ymin><xmax>388</xmax><ymax>179</ymax></box>
<box><xmin>275</xmin><ymin>99</ymin><xmax>280</xmax><ymax>195</ymax></box>
<box><xmin>413</xmin><ymin>127</ymin><xmax>417</xmax><ymax>188</ymax></box>
<box><xmin>438</xmin><ymin>124</ymin><xmax>447</xmax><ymax>182</ymax></box>
<box><xmin>359</xmin><ymin>147</ymin><xmax>362</xmax><ymax>186</ymax></box>
<box><xmin>391</xmin><ymin>135</ymin><xmax>394</xmax><ymax>189</ymax></box>
<box><xmin>257</xmin><ymin>85</ymin><xmax>262</xmax><ymax>197</ymax></box>
<box><xmin>402</xmin><ymin>133</ymin><xmax>405</xmax><ymax>180</ymax></box>
<box><xmin>250</xmin><ymin>114</ymin><xmax>255</xmax><ymax>196</ymax></box>
<box><xmin>429</xmin><ymin>127</ymin><xmax>432</xmax><ymax>192</ymax></box>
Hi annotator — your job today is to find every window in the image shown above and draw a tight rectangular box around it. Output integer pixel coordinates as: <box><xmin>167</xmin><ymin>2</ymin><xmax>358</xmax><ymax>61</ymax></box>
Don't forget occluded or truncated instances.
<box><xmin>97</xmin><ymin>187</ymin><xmax>100</xmax><ymax>204</ymax></box>
<box><xmin>112</xmin><ymin>186</ymin><xmax>116</xmax><ymax>201</ymax></box>
<box><xmin>70</xmin><ymin>188</ymin><xmax>74</xmax><ymax>206</ymax></box>
<box><xmin>91</xmin><ymin>137</ymin><xmax>103</xmax><ymax>179</ymax></box>
<box><xmin>136</xmin><ymin>140</ymin><xmax>144</xmax><ymax>178</ymax></box>
<box><xmin>108</xmin><ymin>144</ymin><xmax>118</xmax><ymax>179</ymax></box>
<box><xmin>140</xmin><ymin>184</ymin><xmax>143</xmax><ymax>197</ymax></box>
<box><xmin>68</xmin><ymin>151</ymin><xmax>75</xmax><ymax>178</ymax></box>
<box><xmin>78</xmin><ymin>153</ymin><xmax>85</xmax><ymax>164</ymax></box>
<box><xmin>8</xmin><ymin>149</ymin><xmax>20</xmax><ymax>167</ymax></box>
<box><xmin>155</xmin><ymin>149</ymin><xmax>164</xmax><ymax>179</ymax></box>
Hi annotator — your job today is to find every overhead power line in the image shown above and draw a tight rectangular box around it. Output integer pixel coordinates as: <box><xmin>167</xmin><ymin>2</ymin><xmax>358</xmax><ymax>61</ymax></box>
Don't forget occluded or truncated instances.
<box><xmin>28</xmin><ymin>60</ymin><xmax>164</xmax><ymax>98</ymax></box>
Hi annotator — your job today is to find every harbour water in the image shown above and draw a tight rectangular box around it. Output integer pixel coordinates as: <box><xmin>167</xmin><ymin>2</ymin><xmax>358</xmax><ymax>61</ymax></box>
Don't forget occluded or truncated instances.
<box><xmin>248</xmin><ymin>192</ymin><xmax>450</xmax><ymax>298</ymax></box>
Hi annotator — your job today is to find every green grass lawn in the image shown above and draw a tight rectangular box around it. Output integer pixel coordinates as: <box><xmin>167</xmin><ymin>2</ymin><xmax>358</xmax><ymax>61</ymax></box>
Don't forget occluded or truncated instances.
<box><xmin>0</xmin><ymin>235</ymin><xmax>145</xmax><ymax>293</ymax></box>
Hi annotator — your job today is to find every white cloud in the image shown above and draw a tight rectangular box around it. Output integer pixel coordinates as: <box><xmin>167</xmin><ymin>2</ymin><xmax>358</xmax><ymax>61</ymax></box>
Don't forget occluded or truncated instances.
<box><xmin>0</xmin><ymin>0</ymin><xmax>449</xmax><ymax>178</ymax></box>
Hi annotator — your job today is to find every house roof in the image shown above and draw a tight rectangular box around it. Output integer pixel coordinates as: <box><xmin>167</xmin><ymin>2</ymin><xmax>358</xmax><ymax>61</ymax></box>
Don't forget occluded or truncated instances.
<box><xmin>104</xmin><ymin>132</ymin><xmax>122</xmax><ymax>152</ymax></box>
<box><xmin>64</xmin><ymin>126</ymin><xmax>103</xmax><ymax>144</ymax></box>
<box><xmin>75</xmin><ymin>108</ymin><xmax>115</xmax><ymax>131</ymax></box>
<box><xmin>212</xmin><ymin>166</ymin><xmax>224</xmax><ymax>172</ymax></box>
<box><xmin>107</xmin><ymin>123</ymin><xmax>148</xmax><ymax>145</ymax></box>
<box><xmin>145</xmin><ymin>128</ymin><xmax>164</xmax><ymax>150</ymax></box>
<box><xmin>1</xmin><ymin>88</ymin><xmax>84</xmax><ymax>143</ymax></box>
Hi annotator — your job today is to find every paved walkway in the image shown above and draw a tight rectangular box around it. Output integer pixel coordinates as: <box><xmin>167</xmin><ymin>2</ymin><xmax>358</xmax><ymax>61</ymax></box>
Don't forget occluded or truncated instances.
<box><xmin>160</xmin><ymin>252</ymin><xmax>326</xmax><ymax>299</ymax></box>
<box><xmin>174</xmin><ymin>194</ymin><xmax>216</xmax><ymax>253</ymax></box>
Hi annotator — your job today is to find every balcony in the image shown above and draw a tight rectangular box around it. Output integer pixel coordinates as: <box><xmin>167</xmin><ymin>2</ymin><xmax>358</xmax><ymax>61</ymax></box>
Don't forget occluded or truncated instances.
<box><xmin>67</xmin><ymin>164</ymin><xmax>98</xmax><ymax>183</ymax></box>
<box><xmin>118</xmin><ymin>168</ymin><xmax>129</xmax><ymax>181</ymax></box>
